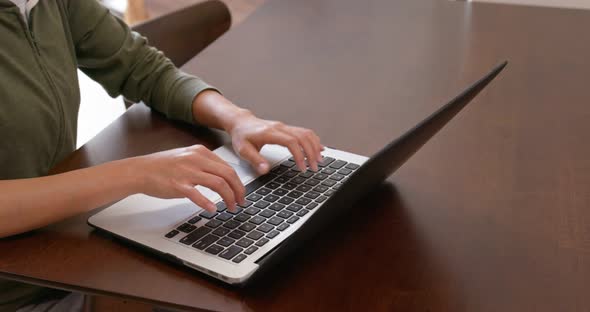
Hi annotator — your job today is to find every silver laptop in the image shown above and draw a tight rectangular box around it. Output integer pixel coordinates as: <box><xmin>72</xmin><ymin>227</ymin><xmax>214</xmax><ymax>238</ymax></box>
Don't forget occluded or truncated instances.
<box><xmin>88</xmin><ymin>61</ymin><xmax>507</xmax><ymax>286</ymax></box>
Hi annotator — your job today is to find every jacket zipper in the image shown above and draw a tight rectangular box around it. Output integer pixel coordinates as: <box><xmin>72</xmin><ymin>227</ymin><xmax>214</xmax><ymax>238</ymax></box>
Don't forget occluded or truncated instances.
<box><xmin>18</xmin><ymin>11</ymin><xmax>67</xmax><ymax>168</ymax></box>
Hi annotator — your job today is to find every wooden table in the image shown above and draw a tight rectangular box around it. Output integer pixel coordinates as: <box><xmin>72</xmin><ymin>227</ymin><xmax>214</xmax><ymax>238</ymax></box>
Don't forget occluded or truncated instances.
<box><xmin>2</xmin><ymin>0</ymin><xmax>590</xmax><ymax>310</ymax></box>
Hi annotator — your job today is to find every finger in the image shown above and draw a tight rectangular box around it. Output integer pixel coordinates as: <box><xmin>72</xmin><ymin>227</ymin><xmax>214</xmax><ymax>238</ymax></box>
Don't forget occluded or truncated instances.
<box><xmin>258</xmin><ymin>131</ymin><xmax>307</xmax><ymax>172</ymax></box>
<box><xmin>312</xmin><ymin>133</ymin><xmax>324</xmax><ymax>161</ymax></box>
<box><xmin>235</xmin><ymin>140</ymin><xmax>270</xmax><ymax>175</ymax></box>
<box><xmin>200</xmin><ymin>159</ymin><xmax>246</xmax><ymax>207</ymax></box>
<box><xmin>179</xmin><ymin>184</ymin><xmax>217</xmax><ymax>212</ymax></box>
<box><xmin>294</xmin><ymin>131</ymin><xmax>319</xmax><ymax>172</ymax></box>
<box><xmin>192</xmin><ymin>171</ymin><xmax>237</xmax><ymax>211</ymax></box>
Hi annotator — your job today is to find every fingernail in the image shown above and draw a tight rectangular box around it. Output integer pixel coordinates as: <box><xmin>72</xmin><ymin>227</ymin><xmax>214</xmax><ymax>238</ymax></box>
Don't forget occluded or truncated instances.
<box><xmin>257</xmin><ymin>163</ymin><xmax>269</xmax><ymax>174</ymax></box>
<box><xmin>206</xmin><ymin>203</ymin><xmax>216</xmax><ymax>212</ymax></box>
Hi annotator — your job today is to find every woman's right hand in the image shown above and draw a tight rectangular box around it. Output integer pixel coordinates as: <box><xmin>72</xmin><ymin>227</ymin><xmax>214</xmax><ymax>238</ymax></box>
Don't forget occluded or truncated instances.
<box><xmin>132</xmin><ymin>145</ymin><xmax>246</xmax><ymax>212</ymax></box>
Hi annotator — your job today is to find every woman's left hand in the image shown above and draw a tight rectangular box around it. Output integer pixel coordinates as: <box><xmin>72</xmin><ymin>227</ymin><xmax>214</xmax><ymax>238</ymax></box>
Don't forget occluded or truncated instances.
<box><xmin>192</xmin><ymin>90</ymin><xmax>324</xmax><ymax>174</ymax></box>
<box><xmin>226</xmin><ymin>112</ymin><xmax>324</xmax><ymax>174</ymax></box>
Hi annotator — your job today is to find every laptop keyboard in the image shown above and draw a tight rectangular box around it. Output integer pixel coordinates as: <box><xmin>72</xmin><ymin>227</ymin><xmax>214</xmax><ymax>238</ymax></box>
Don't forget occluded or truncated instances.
<box><xmin>164</xmin><ymin>156</ymin><xmax>360</xmax><ymax>264</ymax></box>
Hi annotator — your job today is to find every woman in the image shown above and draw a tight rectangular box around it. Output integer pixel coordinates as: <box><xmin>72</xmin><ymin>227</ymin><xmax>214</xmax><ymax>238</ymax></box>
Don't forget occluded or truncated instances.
<box><xmin>0</xmin><ymin>0</ymin><xmax>323</xmax><ymax>310</ymax></box>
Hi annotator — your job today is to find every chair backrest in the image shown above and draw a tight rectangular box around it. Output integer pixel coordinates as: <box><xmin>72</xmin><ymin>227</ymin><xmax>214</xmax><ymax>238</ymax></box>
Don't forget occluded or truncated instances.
<box><xmin>131</xmin><ymin>0</ymin><xmax>231</xmax><ymax>67</ymax></box>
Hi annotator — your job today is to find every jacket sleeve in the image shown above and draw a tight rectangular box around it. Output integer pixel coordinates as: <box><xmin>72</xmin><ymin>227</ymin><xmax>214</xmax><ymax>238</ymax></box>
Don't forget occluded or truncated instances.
<box><xmin>63</xmin><ymin>0</ymin><xmax>216</xmax><ymax>124</ymax></box>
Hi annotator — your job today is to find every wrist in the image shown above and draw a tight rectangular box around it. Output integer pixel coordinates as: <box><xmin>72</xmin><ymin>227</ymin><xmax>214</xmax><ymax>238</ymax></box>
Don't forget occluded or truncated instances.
<box><xmin>107</xmin><ymin>157</ymin><xmax>146</xmax><ymax>196</ymax></box>
<box><xmin>192</xmin><ymin>90</ymin><xmax>255</xmax><ymax>133</ymax></box>
<box><xmin>221</xmin><ymin>108</ymin><xmax>255</xmax><ymax>134</ymax></box>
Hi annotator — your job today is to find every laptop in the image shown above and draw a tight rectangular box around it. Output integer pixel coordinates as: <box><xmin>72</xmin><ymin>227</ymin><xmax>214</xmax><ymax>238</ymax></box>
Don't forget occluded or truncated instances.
<box><xmin>88</xmin><ymin>61</ymin><xmax>507</xmax><ymax>285</ymax></box>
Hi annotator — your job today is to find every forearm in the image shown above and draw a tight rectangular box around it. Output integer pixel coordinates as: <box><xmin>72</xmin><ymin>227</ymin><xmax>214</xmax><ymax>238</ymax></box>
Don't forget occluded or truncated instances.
<box><xmin>0</xmin><ymin>159</ymin><xmax>139</xmax><ymax>238</ymax></box>
<box><xmin>192</xmin><ymin>90</ymin><xmax>254</xmax><ymax>132</ymax></box>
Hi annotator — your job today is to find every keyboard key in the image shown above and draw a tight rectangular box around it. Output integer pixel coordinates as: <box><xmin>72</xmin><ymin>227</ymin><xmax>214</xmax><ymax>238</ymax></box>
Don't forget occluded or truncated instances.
<box><xmin>345</xmin><ymin>163</ymin><xmax>360</xmax><ymax>170</ymax></box>
<box><xmin>268</xmin><ymin>216</ymin><xmax>284</xmax><ymax>226</ymax></box>
<box><xmin>318</xmin><ymin>157</ymin><xmax>335</xmax><ymax>167</ymax></box>
<box><xmin>249</xmin><ymin>216</ymin><xmax>266</xmax><ymax>225</ymax></box>
<box><xmin>232</xmin><ymin>254</ymin><xmax>247</xmax><ymax>263</ymax></box>
<box><xmin>296</xmin><ymin>185</ymin><xmax>312</xmax><ymax>192</ymax></box>
<box><xmin>321</xmin><ymin>179</ymin><xmax>337</xmax><ymax>187</ymax></box>
<box><xmin>236</xmin><ymin>238</ymin><xmax>254</xmax><ymax>248</ymax></box>
<box><xmin>245</xmin><ymin>173</ymin><xmax>277</xmax><ymax>195</ymax></box>
<box><xmin>223</xmin><ymin>220</ymin><xmax>241</xmax><ymax>229</ymax></box>
<box><xmin>246</xmin><ymin>194</ymin><xmax>263</xmax><ymax>202</ymax></box>
<box><xmin>295</xmin><ymin>197</ymin><xmax>312</xmax><ymax>205</ymax></box>
<box><xmin>238</xmin><ymin>200</ymin><xmax>253</xmax><ymax>208</ymax></box>
<box><xmin>304</xmin><ymin>191</ymin><xmax>321</xmax><ymax>199</ymax></box>
<box><xmin>254</xmin><ymin>201</ymin><xmax>270</xmax><ymax>209</ymax></box>
<box><xmin>313</xmin><ymin>185</ymin><xmax>329</xmax><ymax>193</ymax></box>
<box><xmin>325</xmin><ymin>189</ymin><xmax>335</xmax><ymax>197</ymax></box>
<box><xmin>277</xmin><ymin>223</ymin><xmax>290</xmax><ymax>231</ymax></box>
<box><xmin>228</xmin><ymin>230</ymin><xmax>246</xmax><ymax>239</ymax></box>
<box><xmin>313</xmin><ymin>173</ymin><xmax>329</xmax><ymax>180</ymax></box>
<box><xmin>281</xmin><ymin>160</ymin><xmax>296</xmax><ymax>168</ymax></box>
<box><xmin>245</xmin><ymin>207</ymin><xmax>261</xmax><ymax>215</ymax></box>
<box><xmin>215</xmin><ymin>202</ymin><xmax>227</xmax><ymax>212</ymax></box>
<box><xmin>177</xmin><ymin>223</ymin><xmax>196</xmax><ymax>233</ymax></box>
<box><xmin>316</xmin><ymin>196</ymin><xmax>328</xmax><ymax>203</ymax></box>
<box><xmin>255</xmin><ymin>238</ymin><xmax>270</xmax><ymax>246</ymax></box>
<box><xmin>265</xmin><ymin>182</ymin><xmax>281</xmax><ymax>189</ymax></box>
<box><xmin>266</xmin><ymin>230</ymin><xmax>280</xmax><ymax>239</ymax></box>
<box><xmin>307</xmin><ymin>202</ymin><xmax>319</xmax><ymax>210</ymax></box>
<box><xmin>233</xmin><ymin>213</ymin><xmax>251</xmax><ymax>222</ymax></box>
<box><xmin>329</xmin><ymin>160</ymin><xmax>347</xmax><ymax>169</ymax></box>
<box><xmin>257</xmin><ymin>223</ymin><xmax>274</xmax><ymax>233</ymax></box>
<box><xmin>199</xmin><ymin>210</ymin><xmax>218</xmax><ymax>219</ymax></box>
<box><xmin>329</xmin><ymin>174</ymin><xmax>345</xmax><ymax>181</ymax></box>
<box><xmin>205</xmin><ymin>244</ymin><xmax>224</xmax><ymax>255</ymax></box>
<box><xmin>187</xmin><ymin>216</ymin><xmax>202</xmax><ymax>224</ymax></box>
<box><xmin>274</xmin><ymin>176</ymin><xmax>290</xmax><ymax>184</ymax></box>
<box><xmin>277</xmin><ymin>210</ymin><xmax>293</xmax><ymax>219</ymax></box>
<box><xmin>287</xmin><ymin>216</ymin><xmax>300</xmax><ymax>224</ymax></box>
<box><xmin>290</xmin><ymin>177</ymin><xmax>306</xmax><ymax>184</ymax></box>
<box><xmin>282</xmin><ymin>182</ymin><xmax>297</xmax><ymax>190</ymax></box>
<box><xmin>227</xmin><ymin>207</ymin><xmax>243</xmax><ymax>215</ymax></box>
<box><xmin>296</xmin><ymin>209</ymin><xmax>310</xmax><ymax>217</ymax></box>
<box><xmin>271</xmin><ymin>166</ymin><xmax>288</xmax><ymax>174</ymax></box>
<box><xmin>216</xmin><ymin>212</ymin><xmax>233</xmax><ymax>222</ymax></box>
<box><xmin>239</xmin><ymin>223</ymin><xmax>256</xmax><ymax>232</ymax></box>
<box><xmin>278</xmin><ymin>197</ymin><xmax>294</xmax><ymax>205</ymax></box>
<box><xmin>256</xmin><ymin>187</ymin><xmax>272</xmax><ymax>196</ymax></box>
<box><xmin>205</xmin><ymin>219</ymin><xmax>223</xmax><ymax>228</ymax></box>
<box><xmin>273</xmin><ymin>188</ymin><xmax>289</xmax><ymax>196</ymax></box>
<box><xmin>321</xmin><ymin>168</ymin><xmax>336</xmax><ymax>175</ymax></box>
<box><xmin>259</xmin><ymin>209</ymin><xmax>276</xmax><ymax>218</ymax></box>
<box><xmin>287</xmin><ymin>191</ymin><xmax>303</xmax><ymax>198</ymax></box>
<box><xmin>165</xmin><ymin>230</ymin><xmax>179</xmax><ymax>238</ymax></box>
<box><xmin>246</xmin><ymin>230</ymin><xmax>264</xmax><ymax>240</ymax></box>
<box><xmin>286</xmin><ymin>204</ymin><xmax>303</xmax><ymax>212</ymax></box>
<box><xmin>244</xmin><ymin>246</ymin><xmax>258</xmax><ymax>255</ymax></box>
<box><xmin>283</xmin><ymin>171</ymin><xmax>298</xmax><ymax>178</ymax></box>
<box><xmin>338</xmin><ymin>168</ymin><xmax>353</xmax><ymax>175</ymax></box>
<box><xmin>304</xmin><ymin>179</ymin><xmax>320</xmax><ymax>186</ymax></box>
<box><xmin>333</xmin><ymin>183</ymin><xmax>343</xmax><ymax>190</ymax></box>
<box><xmin>217</xmin><ymin>236</ymin><xmax>235</xmax><ymax>247</ymax></box>
<box><xmin>299</xmin><ymin>171</ymin><xmax>314</xmax><ymax>178</ymax></box>
<box><xmin>264</xmin><ymin>194</ymin><xmax>280</xmax><ymax>202</ymax></box>
<box><xmin>179</xmin><ymin>227</ymin><xmax>211</xmax><ymax>245</ymax></box>
<box><xmin>269</xmin><ymin>203</ymin><xmax>285</xmax><ymax>211</ymax></box>
<box><xmin>192</xmin><ymin>234</ymin><xmax>219</xmax><ymax>250</ymax></box>
<box><xmin>219</xmin><ymin>245</ymin><xmax>243</xmax><ymax>260</ymax></box>
<box><xmin>212</xmin><ymin>227</ymin><xmax>230</xmax><ymax>237</ymax></box>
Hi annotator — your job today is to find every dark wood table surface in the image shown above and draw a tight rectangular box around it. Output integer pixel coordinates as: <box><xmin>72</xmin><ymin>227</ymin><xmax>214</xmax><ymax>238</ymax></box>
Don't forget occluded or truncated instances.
<box><xmin>2</xmin><ymin>0</ymin><xmax>590</xmax><ymax>310</ymax></box>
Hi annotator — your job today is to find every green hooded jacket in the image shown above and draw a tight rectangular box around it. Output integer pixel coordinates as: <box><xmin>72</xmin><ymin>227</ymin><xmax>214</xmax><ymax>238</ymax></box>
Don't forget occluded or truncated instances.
<box><xmin>0</xmin><ymin>0</ymin><xmax>215</xmax><ymax>309</ymax></box>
